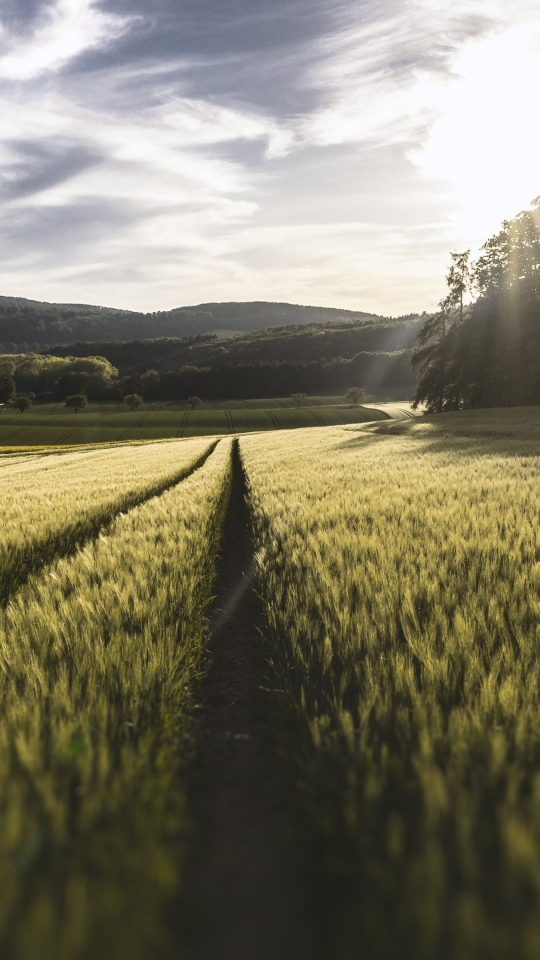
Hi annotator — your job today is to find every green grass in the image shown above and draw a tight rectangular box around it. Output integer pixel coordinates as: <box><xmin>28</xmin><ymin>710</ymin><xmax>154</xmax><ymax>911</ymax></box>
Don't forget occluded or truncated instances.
<box><xmin>0</xmin><ymin>397</ymin><xmax>389</xmax><ymax>446</ymax></box>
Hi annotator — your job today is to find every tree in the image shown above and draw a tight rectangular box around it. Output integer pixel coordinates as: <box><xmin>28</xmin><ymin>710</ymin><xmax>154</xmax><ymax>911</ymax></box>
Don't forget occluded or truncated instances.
<box><xmin>65</xmin><ymin>393</ymin><xmax>88</xmax><ymax>413</ymax></box>
<box><xmin>440</xmin><ymin>250</ymin><xmax>471</xmax><ymax>321</ymax></box>
<box><xmin>345</xmin><ymin>386</ymin><xmax>366</xmax><ymax>406</ymax></box>
<box><xmin>473</xmin><ymin>200</ymin><xmax>540</xmax><ymax>296</ymax></box>
<box><xmin>54</xmin><ymin>357</ymin><xmax>119</xmax><ymax>401</ymax></box>
<box><xmin>0</xmin><ymin>376</ymin><xmax>15</xmax><ymax>403</ymax></box>
<box><xmin>291</xmin><ymin>393</ymin><xmax>307</xmax><ymax>407</ymax></box>
<box><xmin>412</xmin><ymin>250</ymin><xmax>471</xmax><ymax>412</ymax></box>
<box><xmin>187</xmin><ymin>396</ymin><xmax>202</xmax><ymax>410</ymax></box>
<box><xmin>123</xmin><ymin>393</ymin><xmax>143</xmax><ymax>411</ymax></box>
<box><xmin>13</xmin><ymin>395</ymin><xmax>32</xmax><ymax>413</ymax></box>
<box><xmin>139</xmin><ymin>369</ymin><xmax>161</xmax><ymax>402</ymax></box>
<box><xmin>412</xmin><ymin>198</ymin><xmax>540</xmax><ymax>410</ymax></box>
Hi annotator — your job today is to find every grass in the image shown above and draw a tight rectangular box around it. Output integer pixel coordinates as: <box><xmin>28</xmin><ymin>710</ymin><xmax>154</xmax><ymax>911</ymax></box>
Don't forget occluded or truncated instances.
<box><xmin>0</xmin><ymin>397</ymin><xmax>389</xmax><ymax>446</ymax></box>
<box><xmin>240</xmin><ymin>407</ymin><xmax>540</xmax><ymax>960</ymax></box>
<box><xmin>0</xmin><ymin>437</ymin><xmax>216</xmax><ymax>603</ymax></box>
<box><xmin>0</xmin><ymin>439</ymin><xmax>232</xmax><ymax>959</ymax></box>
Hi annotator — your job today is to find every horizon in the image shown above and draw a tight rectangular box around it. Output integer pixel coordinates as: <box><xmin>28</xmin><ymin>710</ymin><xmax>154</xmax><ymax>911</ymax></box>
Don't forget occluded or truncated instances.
<box><xmin>0</xmin><ymin>1</ymin><xmax>539</xmax><ymax>315</ymax></box>
<box><xmin>0</xmin><ymin>292</ymin><xmax>415</xmax><ymax>320</ymax></box>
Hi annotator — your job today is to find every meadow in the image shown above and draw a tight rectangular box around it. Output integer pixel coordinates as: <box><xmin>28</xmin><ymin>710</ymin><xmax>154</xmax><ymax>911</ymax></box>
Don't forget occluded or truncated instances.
<box><xmin>1</xmin><ymin>407</ymin><xmax>539</xmax><ymax>958</ymax></box>
<box><xmin>0</xmin><ymin>397</ymin><xmax>389</xmax><ymax>446</ymax></box>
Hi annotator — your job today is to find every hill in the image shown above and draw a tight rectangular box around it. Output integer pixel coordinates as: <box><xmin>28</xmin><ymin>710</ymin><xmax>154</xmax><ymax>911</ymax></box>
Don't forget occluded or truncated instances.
<box><xmin>0</xmin><ymin>296</ymin><xmax>396</xmax><ymax>348</ymax></box>
<box><xmin>43</xmin><ymin>316</ymin><xmax>421</xmax><ymax>398</ymax></box>
<box><xmin>48</xmin><ymin>316</ymin><xmax>421</xmax><ymax>371</ymax></box>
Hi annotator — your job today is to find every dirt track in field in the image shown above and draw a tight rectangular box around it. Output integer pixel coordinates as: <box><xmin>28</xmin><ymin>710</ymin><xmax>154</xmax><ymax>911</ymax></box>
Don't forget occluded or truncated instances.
<box><xmin>186</xmin><ymin>440</ymin><xmax>315</xmax><ymax>960</ymax></box>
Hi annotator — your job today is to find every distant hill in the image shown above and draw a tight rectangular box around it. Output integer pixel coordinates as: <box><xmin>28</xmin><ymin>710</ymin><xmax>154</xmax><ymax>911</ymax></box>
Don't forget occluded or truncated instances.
<box><xmin>0</xmin><ymin>296</ymin><xmax>398</xmax><ymax>348</ymax></box>
<box><xmin>48</xmin><ymin>316</ymin><xmax>422</xmax><ymax>373</ymax></box>
<box><xmin>45</xmin><ymin>315</ymin><xmax>422</xmax><ymax>399</ymax></box>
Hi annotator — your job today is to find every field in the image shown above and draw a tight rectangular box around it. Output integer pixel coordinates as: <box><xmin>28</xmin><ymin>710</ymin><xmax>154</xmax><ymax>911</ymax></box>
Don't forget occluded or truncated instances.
<box><xmin>1</xmin><ymin>407</ymin><xmax>539</xmax><ymax>958</ymax></box>
<box><xmin>0</xmin><ymin>397</ymin><xmax>391</xmax><ymax>446</ymax></box>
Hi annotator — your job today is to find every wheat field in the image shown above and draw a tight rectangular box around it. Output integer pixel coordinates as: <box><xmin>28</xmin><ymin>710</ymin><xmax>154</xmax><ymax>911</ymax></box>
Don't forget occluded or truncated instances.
<box><xmin>241</xmin><ymin>409</ymin><xmax>540</xmax><ymax>960</ymax></box>
<box><xmin>0</xmin><ymin>438</ymin><xmax>215</xmax><ymax>602</ymax></box>
<box><xmin>2</xmin><ymin>410</ymin><xmax>540</xmax><ymax>957</ymax></box>
<box><xmin>0</xmin><ymin>439</ymin><xmax>232</xmax><ymax>958</ymax></box>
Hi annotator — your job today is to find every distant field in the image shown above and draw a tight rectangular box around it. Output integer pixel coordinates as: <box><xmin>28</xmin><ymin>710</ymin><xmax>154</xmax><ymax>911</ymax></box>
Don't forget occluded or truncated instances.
<box><xmin>0</xmin><ymin>396</ymin><xmax>392</xmax><ymax>446</ymax></box>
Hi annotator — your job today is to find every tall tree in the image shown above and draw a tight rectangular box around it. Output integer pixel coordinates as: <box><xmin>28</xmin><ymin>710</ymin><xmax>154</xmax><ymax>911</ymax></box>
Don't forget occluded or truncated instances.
<box><xmin>412</xmin><ymin>251</ymin><xmax>471</xmax><ymax>412</ymax></box>
<box><xmin>413</xmin><ymin>199</ymin><xmax>540</xmax><ymax>410</ymax></box>
<box><xmin>441</xmin><ymin>250</ymin><xmax>471</xmax><ymax>320</ymax></box>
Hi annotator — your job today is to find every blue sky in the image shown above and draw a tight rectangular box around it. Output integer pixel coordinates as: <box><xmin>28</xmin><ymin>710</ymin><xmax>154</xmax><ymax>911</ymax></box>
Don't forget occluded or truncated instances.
<box><xmin>0</xmin><ymin>0</ymin><xmax>539</xmax><ymax>314</ymax></box>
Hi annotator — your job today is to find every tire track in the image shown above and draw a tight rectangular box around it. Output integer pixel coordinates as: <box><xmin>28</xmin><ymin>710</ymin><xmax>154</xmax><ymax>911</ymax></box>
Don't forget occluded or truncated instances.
<box><xmin>186</xmin><ymin>441</ymin><xmax>316</xmax><ymax>960</ymax></box>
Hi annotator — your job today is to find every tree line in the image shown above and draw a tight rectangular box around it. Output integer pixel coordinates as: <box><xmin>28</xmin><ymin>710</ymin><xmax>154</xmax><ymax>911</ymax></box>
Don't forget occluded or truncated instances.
<box><xmin>0</xmin><ymin>350</ymin><xmax>414</xmax><ymax>406</ymax></box>
<box><xmin>413</xmin><ymin>198</ymin><xmax>540</xmax><ymax>411</ymax></box>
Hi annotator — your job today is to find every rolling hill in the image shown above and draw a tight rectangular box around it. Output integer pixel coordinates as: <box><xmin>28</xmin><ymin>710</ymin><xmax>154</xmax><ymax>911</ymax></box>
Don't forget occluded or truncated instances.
<box><xmin>0</xmin><ymin>296</ymin><xmax>410</xmax><ymax>348</ymax></box>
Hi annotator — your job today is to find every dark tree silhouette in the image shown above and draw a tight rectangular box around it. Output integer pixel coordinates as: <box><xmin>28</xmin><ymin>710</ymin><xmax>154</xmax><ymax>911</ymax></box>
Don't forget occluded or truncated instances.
<box><xmin>291</xmin><ymin>393</ymin><xmax>307</xmax><ymax>407</ymax></box>
<box><xmin>187</xmin><ymin>396</ymin><xmax>202</xmax><ymax>410</ymax></box>
<box><xmin>412</xmin><ymin>250</ymin><xmax>472</xmax><ymax>412</ymax></box>
<box><xmin>65</xmin><ymin>393</ymin><xmax>88</xmax><ymax>413</ymax></box>
<box><xmin>0</xmin><ymin>377</ymin><xmax>15</xmax><ymax>403</ymax></box>
<box><xmin>13</xmin><ymin>395</ymin><xmax>32</xmax><ymax>413</ymax></box>
<box><xmin>123</xmin><ymin>393</ymin><xmax>143</xmax><ymax>411</ymax></box>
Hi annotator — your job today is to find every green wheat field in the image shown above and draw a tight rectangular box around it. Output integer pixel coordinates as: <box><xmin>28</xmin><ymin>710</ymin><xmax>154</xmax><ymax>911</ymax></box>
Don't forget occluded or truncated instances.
<box><xmin>0</xmin><ymin>397</ymin><xmax>395</xmax><ymax>447</ymax></box>
<box><xmin>1</xmin><ymin>406</ymin><xmax>539</xmax><ymax>958</ymax></box>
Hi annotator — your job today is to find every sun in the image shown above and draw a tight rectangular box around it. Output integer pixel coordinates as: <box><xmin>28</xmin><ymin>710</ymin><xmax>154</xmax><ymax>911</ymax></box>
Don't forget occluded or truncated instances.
<box><xmin>409</xmin><ymin>17</ymin><xmax>540</xmax><ymax>247</ymax></box>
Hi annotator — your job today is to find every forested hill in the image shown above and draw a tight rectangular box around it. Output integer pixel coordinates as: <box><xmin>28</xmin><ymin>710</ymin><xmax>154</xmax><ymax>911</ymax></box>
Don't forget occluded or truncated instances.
<box><xmin>47</xmin><ymin>316</ymin><xmax>422</xmax><ymax>373</ymax></box>
<box><xmin>0</xmin><ymin>296</ymin><xmax>391</xmax><ymax>348</ymax></box>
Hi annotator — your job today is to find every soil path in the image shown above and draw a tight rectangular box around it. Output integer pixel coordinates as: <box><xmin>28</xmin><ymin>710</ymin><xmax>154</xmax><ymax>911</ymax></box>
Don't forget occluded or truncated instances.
<box><xmin>186</xmin><ymin>440</ymin><xmax>315</xmax><ymax>960</ymax></box>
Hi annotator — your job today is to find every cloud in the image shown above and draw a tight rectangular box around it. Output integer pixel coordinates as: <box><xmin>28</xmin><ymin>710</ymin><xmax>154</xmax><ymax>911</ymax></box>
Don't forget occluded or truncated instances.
<box><xmin>0</xmin><ymin>0</ymin><xmax>538</xmax><ymax>314</ymax></box>
<box><xmin>0</xmin><ymin>0</ymin><xmax>133</xmax><ymax>80</ymax></box>
<box><xmin>0</xmin><ymin>139</ymin><xmax>102</xmax><ymax>199</ymax></box>
<box><xmin>297</xmin><ymin>0</ymin><xmax>535</xmax><ymax>150</ymax></box>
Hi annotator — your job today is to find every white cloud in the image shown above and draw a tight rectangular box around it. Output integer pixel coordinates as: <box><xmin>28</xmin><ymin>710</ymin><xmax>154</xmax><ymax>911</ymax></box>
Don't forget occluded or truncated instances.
<box><xmin>0</xmin><ymin>0</ymin><xmax>133</xmax><ymax>80</ymax></box>
<box><xmin>0</xmin><ymin>0</ymin><xmax>539</xmax><ymax>313</ymax></box>
<box><xmin>292</xmin><ymin>0</ymin><xmax>540</xmax><ymax>253</ymax></box>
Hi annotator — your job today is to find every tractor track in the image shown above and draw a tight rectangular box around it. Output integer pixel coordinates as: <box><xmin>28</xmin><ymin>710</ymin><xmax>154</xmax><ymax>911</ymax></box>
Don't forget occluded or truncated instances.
<box><xmin>185</xmin><ymin>440</ymin><xmax>316</xmax><ymax>960</ymax></box>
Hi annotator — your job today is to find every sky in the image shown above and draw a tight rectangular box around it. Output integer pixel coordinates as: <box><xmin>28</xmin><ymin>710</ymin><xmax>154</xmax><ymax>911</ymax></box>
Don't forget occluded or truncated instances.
<box><xmin>0</xmin><ymin>0</ymin><xmax>539</xmax><ymax>315</ymax></box>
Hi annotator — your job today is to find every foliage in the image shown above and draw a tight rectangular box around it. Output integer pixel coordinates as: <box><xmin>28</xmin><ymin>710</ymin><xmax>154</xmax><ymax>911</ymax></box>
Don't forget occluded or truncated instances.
<box><xmin>242</xmin><ymin>410</ymin><xmax>540</xmax><ymax>958</ymax></box>
<box><xmin>64</xmin><ymin>393</ymin><xmax>88</xmax><ymax>413</ymax></box>
<box><xmin>291</xmin><ymin>393</ymin><xmax>307</xmax><ymax>407</ymax></box>
<box><xmin>13</xmin><ymin>396</ymin><xmax>32</xmax><ymax>413</ymax></box>
<box><xmin>413</xmin><ymin>200</ymin><xmax>540</xmax><ymax>410</ymax></box>
<box><xmin>440</xmin><ymin>250</ymin><xmax>472</xmax><ymax>318</ymax></box>
<box><xmin>0</xmin><ymin>439</ymin><xmax>232</xmax><ymax>958</ymax></box>
<box><xmin>49</xmin><ymin>317</ymin><xmax>421</xmax><ymax>375</ymax></box>
<box><xmin>123</xmin><ymin>393</ymin><xmax>143</xmax><ymax>411</ymax></box>
<box><xmin>0</xmin><ymin>378</ymin><xmax>15</xmax><ymax>403</ymax></box>
<box><xmin>345</xmin><ymin>386</ymin><xmax>366</xmax><ymax>405</ymax></box>
<box><xmin>0</xmin><ymin>354</ymin><xmax>118</xmax><ymax>402</ymax></box>
<box><xmin>187</xmin><ymin>396</ymin><xmax>202</xmax><ymax>410</ymax></box>
<box><xmin>0</xmin><ymin>296</ymin><xmax>388</xmax><ymax>347</ymax></box>
<box><xmin>0</xmin><ymin>343</ymin><xmax>416</xmax><ymax>403</ymax></box>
